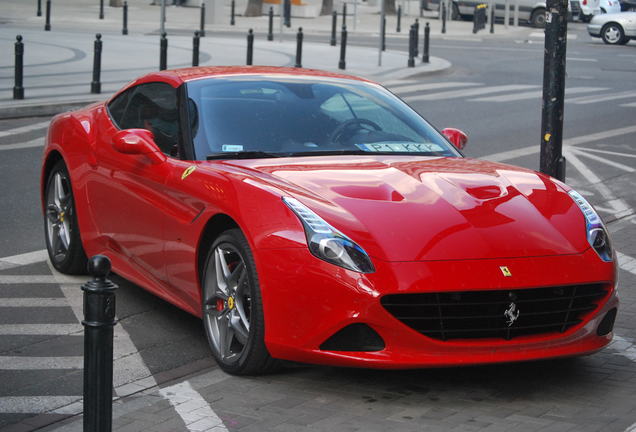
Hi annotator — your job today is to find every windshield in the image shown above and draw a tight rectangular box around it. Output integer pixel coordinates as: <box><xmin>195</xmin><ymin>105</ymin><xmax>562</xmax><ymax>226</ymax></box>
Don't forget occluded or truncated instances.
<box><xmin>185</xmin><ymin>76</ymin><xmax>460</xmax><ymax>160</ymax></box>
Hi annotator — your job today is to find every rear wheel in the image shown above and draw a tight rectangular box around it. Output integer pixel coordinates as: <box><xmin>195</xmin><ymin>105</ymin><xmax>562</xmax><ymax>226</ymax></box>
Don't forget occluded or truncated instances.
<box><xmin>201</xmin><ymin>229</ymin><xmax>280</xmax><ymax>375</ymax></box>
<box><xmin>44</xmin><ymin>160</ymin><xmax>87</xmax><ymax>274</ymax></box>
<box><xmin>601</xmin><ymin>22</ymin><xmax>626</xmax><ymax>44</ymax></box>
<box><xmin>530</xmin><ymin>8</ymin><xmax>546</xmax><ymax>27</ymax></box>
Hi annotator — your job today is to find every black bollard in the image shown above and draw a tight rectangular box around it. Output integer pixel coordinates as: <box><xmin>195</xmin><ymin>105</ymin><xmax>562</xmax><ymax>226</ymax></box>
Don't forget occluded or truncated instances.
<box><xmin>423</xmin><ymin>22</ymin><xmax>430</xmax><ymax>63</ymax></box>
<box><xmin>284</xmin><ymin>0</ymin><xmax>291</xmax><ymax>28</ymax></box>
<box><xmin>330</xmin><ymin>10</ymin><xmax>337</xmax><ymax>46</ymax></box>
<box><xmin>408</xmin><ymin>25</ymin><xmax>415</xmax><ymax>67</ymax></box>
<box><xmin>13</xmin><ymin>35</ymin><xmax>24</xmax><ymax>100</ymax></box>
<box><xmin>414</xmin><ymin>19</ymin><xmax>419</xmax><ymax>57</ymax></box>
<box><xmin>159</xmin><ymin>32</ymin><xmax>167</xmax><ymax>71</ymax></box>
<box><xmin>82</xmin><ymin>256</ymin><xmax>118</xmax><ymax>432</ymax></box>
<box><xmin>99</xmin><ymin>0</ymin><xmax>104</xmax><ymax>19</ymax></box>
<box><xmin>122</xmin><ymin>1</ymin><xmax>128</xmax><ymax>35</ymax></box>
<box><xmin>200</xmin><ymin>3</ymin><xmax>206</xmax><ymax>37</ymax></box>
<box><xmin>44</xmin><ymin>0</ymin><xmax>51</xmax><ymax>31</ymax></box>
<box><xmin>247</xmin><ymin>29</ymin><xmax>254</xmax><ymax>65</ymax></box>
<box><xmin>441</xmin><ymin>3</ymin><xmax>447</xmax><ymax>33</ymax></box>
<box><xmin>397</xmin><ymin>5</ymin><xmax>402</xmax><ymax>32</ymax></box>
<box><xmin>295</xmin><ymin>27</ymin><xmax>303</xmax><ymax>68</ymax></box>
<box><xmin>382</xmin><ymin>16</ymin><xmax>386</xmax><ymax>51</ymax></box>
<box><xmin>342</xmin><ymin>3</ymin><xmax>347</xmax><ymax>27</ymax></box>
<box><xmin>338</xmin><ymin>25</ymin><xmax>347</xmax><ymax>70</ymax></box>
<box><xmin>231</xmin><ymin>0</ymin><xmax>235</xmax><ymax>25</ymax></box>
<box><xmin>193</xmin><ymin>31</ymin><xmax>200</xmax><ymax>66</ymax></box>
<box><xmin>37</xmin><ymin>0</ymin><xmax>42</xmax><ymax>16</ymax></box>
<box><xmin>90</xmin><ymin>34</ymin><xmax>102</xmax><ymax>94</ymax></box>
<box><xmin>267</xmin><ymin>7</ymin><xmax>274</xmax><ymax>41</ymax></box>
<box><xmin>490</xmin><ymin>4</ymin><xmax>495</xmax><ymax>33</ymax></box>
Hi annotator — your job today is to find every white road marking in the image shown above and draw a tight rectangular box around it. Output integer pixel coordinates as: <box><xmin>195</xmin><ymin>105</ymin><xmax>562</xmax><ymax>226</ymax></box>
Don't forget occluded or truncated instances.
<box><xmin>380</xmin><ymin>79</ymin><xmax>418</xmax><ymax>87</ymax></box>
<box><xmin>0</xmin><ymin>396</ymin><xmax>80</xmax><ymax>414</ymax></box>
<box><xmin>390</xmin><ymin>81</ymin><xmax>481</xmax><ymax>94</ymax></box>
<box><xmin>0</xmin><ymin>120</ymin><xmax>50</xmax><ymax>138</ymax></box>
<box><xmin>404</xmin><ymin>84</ymin><xmax>539</xmax><ymax>102</ymax></box>
<box><xmin>471</xmin><ymin>86</ymin><xmax>607</xmax><ymax>102</ymax></box>
<box><xmin>626</xmin><ymin>422</ymin><xmax>636</xmax><ymax>432</ymax></box>
<box><xmin>0</xmin><ymin>298</ymin><xmax>68</xmax><ymax>307</ymax></box>
<box><xmin>0</xmin><ymin>324</ymin><xmax>83</xmax><ymax>335</ymax></box>
<box><xmin>617</xmin><ymin>252</ymin><xmax>636</xmax><ymax>276</ymax></box>
<box><xmin>568</xmin><ymin>90</ymin><xmax>636</xmax><ymax>105</ymax></box>
<box><xmin>567</xmin><ymin>57</ymin><xmax>598</xmax><ymax>62</ymax></box>
<box><xmin>0</xmin><ymin>249</ymin><xmax>48</xmax><ymax>267</ymax></box>
<box><xmin>572</xmin><ymin>148</ymin><xmax>636</xmax><ymax>173</ymax></box>
<box><xmin>620</xmin><ymin>102</ymin><xmax>636</xmax><ymax>107</ymax></box>
<box><xmin>609</xmin><ymin>336</ymin><xmax>636</xmax><ymax>363</ymax></box>
<box><xmin>0</xmin><ymin>356</ymin><xmax>83</xmax><ymax>370</ymax></box>
<box><xmin>159</xmin><ymin>380</ymin><xmax>229</xmax><ymax>432</ymax></box>
<box><xmin>529</xmin><ymin>32</ymin><xmax>577</xmax><ymax>39</ymax></box>
<box><xmin>574</xmin><ymin>147</ymin><xmax>636</xmax><ymax>159</ymax></box>
<box><xmin>0</xmin><ymin>137</ymin><xmax>44</xmax><ymax>152</ymax></box>
<box><xmin>0</xmin><ymin>275</ymin><xmax>79</xmax><ymax>284</ymax></box>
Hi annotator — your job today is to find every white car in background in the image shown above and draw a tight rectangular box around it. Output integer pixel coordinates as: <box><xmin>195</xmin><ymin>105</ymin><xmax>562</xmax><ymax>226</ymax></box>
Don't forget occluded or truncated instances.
<box><xmin>572</xmin><ymin>0</ymin><xmax>602</xmax><ymax>21</ymax></box>
<box><xmin>601</xmin><ymin>0</ymin><xmax>622</xmax><ymax>13</ymax></box>
<box><xmin>587</xmin><ymin>11</ymin><xmax>636</xmax><ymax>44</ymax></box>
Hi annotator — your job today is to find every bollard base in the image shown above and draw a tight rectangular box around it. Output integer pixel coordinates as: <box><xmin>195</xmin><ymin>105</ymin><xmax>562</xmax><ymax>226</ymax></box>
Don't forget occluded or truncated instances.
<box><xmin>122</xmin><ymin>29</ymin><xmax>128</xmax><ymax>35</ymax></box>
<box><xmin>338</xmin><ymin>60</ymin><xmax>346</xmax><ymax>70</ymax></box>
<box><xmin>408</xmin><ymin>58</ymin><xmax>415</xmax><ymax>67</ymax></box>
<box><xmin>330</xmin><ymin>40</ymin><xmax>336</xmax><ymax>46</ymax></box>
<box><xmin>13</xmin><ymin>87</ymin><xmax>24</xmax><ymax>100</ymax></box>
<box><xmin>45</xmin><ymin>24</ymin><xmax>51</xmax><ymax>31</ymax></box>
<box><xmin>91</xmin><ymin>82</ymin><xmax>101</xmax><ymax>94</ymax></box>
<box><xmin>423</xmin><ymin>55</ymin><xmax>429</xmax><ymax>64</ymax></box>
<box><xmin>268</xmin><ymin>34</ymin><xmax>273</xmax><ymax>41</ymax></box>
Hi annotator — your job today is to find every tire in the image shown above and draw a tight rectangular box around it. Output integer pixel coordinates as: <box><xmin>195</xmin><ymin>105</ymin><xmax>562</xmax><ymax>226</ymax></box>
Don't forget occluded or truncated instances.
<box><xmin>530</xmin><ymin>8</ymin><xmax>546</xmax><ymax>28</ymax></box>
<box><xmin>601</xmin><ymin>22</ymin><xmax>626</xmax><ymax>44</ymax></box>
<box><xmin>201</xmin><ymin>229</ymin><xmax>280</xmax><ymax>375</ymax></box>
<box><xmin>580</xmin><ymin>14</ymin><xmax>593</xmax><ymax>23</ymax></box>
<box><xmin>44</xmin><ymin>160</ymin><xmax>88</xmax><ymax>274</ymax></box>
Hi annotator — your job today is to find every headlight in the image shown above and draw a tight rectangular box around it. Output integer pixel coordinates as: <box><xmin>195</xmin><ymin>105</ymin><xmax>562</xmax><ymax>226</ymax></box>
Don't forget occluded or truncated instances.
<box><xmin>283</xmin><ymin>197</ymin><xmax>375</xmax><ymax>273</ymax></box>
<box><xmin>568</xmin><ymin>190</ymin><xmax>613</xmax><ymax>262</ymax></box>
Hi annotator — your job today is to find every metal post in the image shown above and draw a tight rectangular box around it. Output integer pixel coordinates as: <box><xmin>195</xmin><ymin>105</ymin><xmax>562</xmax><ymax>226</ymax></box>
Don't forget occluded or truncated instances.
<box><xmin>414</xmin><ymin>19</ymin><xmax>419</xmax><ymax>56</ymax></box>
<box><xmin>159</xmin><ymin>32</ymin><xmax>167</xmax><ymax>70</ymax></box>
<box><xmin>193</xmin><ymin>31</ymin><xmax>200</xmax><ymax>66</ymax></box>
<box><xmin>295</xmin><ymin>27</ymin><xmax>303</xmax><ymax>67</ymax></box>
<box><xmin>45</xmin><ymin>0</ymin><xmax>51</xmax><ymax>31</ymax></box>
<box><xmin>37</xmin><ymin>0</ymin><xmax>42</xmax><ymax>16</ymax></box>
<box><xmin>247</xmin><ymin>29</ymin><xmax>254</xmax><ymax>65</ymax></box>
<box><xmin>378</xmin><ymin>0</ymin><xmax>385</xmax><ymax>66</ymax></box>
<box><xmin>13</xmin><ymin>35</ymin><xmax>24</xmax><ymax>100</ymax></box>
<box><xmin>490</xmin><ymin>1</ymin><xmax>495</xmax><ymax>33</ymax></box>
<box><xmin>423</xmin><ymin>22</ymin><xmax>430</xmax><ymax>63</ymax></box>
<box><xmin>408</xmin><ymin>25</ymin><xmax>415</xmax><ymax>67</ymax></box>
<box><xmin>99</xmin><ymin>0</ymin><xmax>104</xmax><ymax>19</ymax></box>
<box><xmin>268</xmin><ymin>7</ymin><xmax>274</xmax><ymax>41</ymax></box>
<box><xmin>122</xmin><ymin>1</ymin><xmax>128</xmax><ymax>35</ymax></box>
<box><xmin>82</xmin><ymin>256</ymin><xmax>118</xmax><ymax>432</ymax></box>
<box><xmin>382</xmin><ymin>16</ymin><xmax>386</xmax><ymax>51</ymax></box>
<box><xmin>420</xmin><ymin>0</ymin><xmax>425</xmax><ymax>17</ymax></box>
<box><xmin>504</xmin><ymin>0</ymin><xmax>509</xmax><ymax>27</ymax></box>
<box><xmin>397</xmin><ymin>5</ymin><xmax>401</xmax><ymax>32</ymax></box>
<box><xmin>330</xmin><ymin>11</ymin><xmax>337</xmax><ymax>45</ymax></box>
<box><xmin>338</xmin><ymin>25</ymin><xmax>347</xmax><ymax>69</ymax></box>
<box><xmin>231</xmin><ymin>0</ymin><xmax>235</xmax><ymax>25</ymax></box>
<box><xmin>353</xmin><ymin>0</ymin><xmax>357</xmax><ymax>31</ymax></box>
<box><xmin>540</xmin><ymin>0</ymin><xmax>568</xmax><ymax>181</ymax></box>
<box><xmin>441</xmin><ymin>3</ymin><xmax>446</xmax><ymax>33</ymax></box>
<box><xmin>160</xmin><ymin>0</ymin><xmax>166</xmax><ymax>35</ymax></box>
<box><xmin>90</xmin><ymin>34</ymin><xmax>102</xmax><ymax>94</ymax></box>
<box><xmin>514</xmin><ymin>0</ymin><xmax>519</xmax><ymax>26</ymax></box>
<box><xmin>200</xmin><ymin>3</ymin><xmax>206</xmax><ymax>37</ymax></box>
<box><xmin>342</xmin><ymin>3</ymin><xmax>347</xmax><ymax>27</ymax></box>
<box><xmin>284</xmin><ymin>0</ymin><xmax>291</xmax><ymax>27</ymax></box>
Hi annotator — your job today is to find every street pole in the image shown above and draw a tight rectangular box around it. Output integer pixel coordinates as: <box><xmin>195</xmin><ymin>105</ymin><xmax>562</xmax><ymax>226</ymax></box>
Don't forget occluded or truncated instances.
<box><xmin>378</xmin><ymin>0</ymin><xmax>385</xmax><ymax>66</ymax></box>
<box><xmin>99</xmin><ymin>0</ymin><xmax>104</xmax><ymax>19</ymax></box>
<box><xmin>540</xmin><ymin>0</ymin><xmax>568</xmax><ymax>181</ymax></box>
<box><xmin>160</xmin><ymin>0</ymin><xmax>166</xmax><ymax>35</ymax></box>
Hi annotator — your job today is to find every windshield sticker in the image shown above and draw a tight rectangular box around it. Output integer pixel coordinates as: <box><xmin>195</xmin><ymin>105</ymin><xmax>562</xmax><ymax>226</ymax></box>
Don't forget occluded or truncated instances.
<box><xmin>355</xmin><ymin>143</ymin><xmax>445</xmax><ymax>153</ymax></box>
<box><xmin>222</xmin><ymin>144</ymin><xmax>244</xmax><ymax>152</ymax></box>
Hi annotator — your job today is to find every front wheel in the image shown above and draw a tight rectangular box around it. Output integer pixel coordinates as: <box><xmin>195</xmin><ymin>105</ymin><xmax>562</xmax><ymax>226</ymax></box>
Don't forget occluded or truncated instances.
<box><xmin>201</xmin><ymin>229</ymin><xmax>280</xmax><ymax>375</ymax></box>
<box><xmin>601</xmin><ymin>23</ymin><xmax>626</xmax><ymax>44</ymax></box>
<box><xmin>530</xmin><ymin>8</ymin><xmax>546</xmax><ymax>27</ymax></box>
<box><xmin>44</xmin><ymin>160</ymin><xmax>87</xmax><ymax>274</ymax></box>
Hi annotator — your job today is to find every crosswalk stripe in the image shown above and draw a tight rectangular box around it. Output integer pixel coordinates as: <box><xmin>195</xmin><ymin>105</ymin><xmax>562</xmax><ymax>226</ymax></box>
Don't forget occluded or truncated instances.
<box><xmin>389</xmin><ymin>81</ymin><xmax>481</xmax><ymax>94</ymax></box>
<box><xmin>0</xmin><ymin>396</ymin><xmax>81</xmax><ymax>414</ymax></box>
<box><xmin>0</xmin><ymin>324</ymin><xmax>83</xmax><ymax>335</ymax></box>
<box><xmin>0</xmin><ymin>298</ymin><xmax>69</xmax><ymax>307</ymax></box>
<box><xmin>0</xmin><ymin>121</ymin><xmax>50</xmax><ymax>139</ymax></box>
<box><xmin>403</xmin><ymin>85</ymin><xmax>539</xmax><ymax>102</ymax></box>
<box><xmin>0</xmin><ymin>274</ymin><xmax>85</xmax><ymax>284</ymax></box>
<box><xmin>380</xmin><ymin>79</ymin><xmax>418</xmax><ymax>87</ymax></box>
<box><xmin>0</xmin><ymin>137</ymin><xmax>44</xmax><ymax>152</ymax></box>
<box><xmin>568</xmin><ymin>90</ymin><xmax>636</xmax><ymax>105</ymax></box>
<box><xmin>471</xmin><ymin>86</ymin><xmax>607</xmax><ymax>103</ymax></box>
<box><xmin>0</xmin><ymin>249</ymin><xmax>48</xmax><ymax>266</ymax></box>
<box><xmin>617</xmin><ymin>252</ymin><xmax>636</xmax><ymax>276</ymax></box>
<box><xmin>0</xmin><ymin>356</ymin><xmax>83</xmax><ymax>370</ymax></box>
<box><xmin>620</xmin><ymin>102</ymin><xmax>636</xmax><ymax>107</ymax></box>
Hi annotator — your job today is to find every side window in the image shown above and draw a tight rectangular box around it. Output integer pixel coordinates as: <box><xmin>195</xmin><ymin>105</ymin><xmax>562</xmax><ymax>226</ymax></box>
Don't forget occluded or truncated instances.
<box><xmin>118</xmin><ymin>82</ymin><xmax>180</xmax><ymax>156</ymax></box>
<box><xmin>107</xmin><ymin>88</ymin><xmax>133</xmax><ymax>126</ymax></box>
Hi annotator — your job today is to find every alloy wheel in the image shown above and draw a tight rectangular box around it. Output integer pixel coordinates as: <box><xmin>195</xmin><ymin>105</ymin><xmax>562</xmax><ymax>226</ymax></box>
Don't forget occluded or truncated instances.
<box><xmin>603</xmin><ymin>24</ymin><xmax>622</xmax><ymax>44</ymax></box>
<box><xmin>46</xmin><ymin>172</ymin><xmax>73</xmax><ymax>263</ymax></box>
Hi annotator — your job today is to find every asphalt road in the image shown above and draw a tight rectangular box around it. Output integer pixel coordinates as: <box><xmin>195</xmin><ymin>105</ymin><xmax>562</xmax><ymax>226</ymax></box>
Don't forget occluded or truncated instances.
<box><xmin>1</xmin><ymin>23</ymin><xmax>635</xmax><ymax>431</ymax></box>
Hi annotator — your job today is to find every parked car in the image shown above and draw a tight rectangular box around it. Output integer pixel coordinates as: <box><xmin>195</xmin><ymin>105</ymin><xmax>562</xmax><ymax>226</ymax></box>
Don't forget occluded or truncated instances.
<box><xmin>600</xmin><ymin>0</ymin><xmax>622</xmax><ymax>13</ymax></box>
<box><xmin>588</xmin><ymin>11</ymin><xmax>636</xmax><ymax>43</ymax></box>
<box><xmin>42</xmin><ymin>67</ymin><xmax>618</xmax><ymax>375</ymax></box>
<box><xmin>620</xmin><ymin>0</ymin><xmax>636</xmax><ymax>11</ymax></box>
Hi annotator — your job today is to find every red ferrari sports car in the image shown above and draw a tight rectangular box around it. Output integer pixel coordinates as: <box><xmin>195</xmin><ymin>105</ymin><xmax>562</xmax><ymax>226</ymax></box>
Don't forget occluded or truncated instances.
<box><xmin>41</xmin><ymin>66</ymin><xmax>618</xmax><ymax>375</ymax></box>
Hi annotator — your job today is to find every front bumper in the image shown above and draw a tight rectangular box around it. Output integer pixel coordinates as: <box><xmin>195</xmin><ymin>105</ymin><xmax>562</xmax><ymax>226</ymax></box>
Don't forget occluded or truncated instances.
<box><xmin>588</xmin><ymin>23</ymin><xmax>603</xmax><ymax>37</ymax></box>
<box><xmin>257</xmin><ymin>247</ymin><xmax>617</xmax><ymax>368</ymax></box>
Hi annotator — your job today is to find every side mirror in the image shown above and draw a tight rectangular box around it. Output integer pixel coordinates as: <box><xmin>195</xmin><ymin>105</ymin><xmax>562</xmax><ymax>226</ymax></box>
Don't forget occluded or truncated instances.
<box><xmin>441</xmin><ymin>128</ymin><xmax>468</xmax><ymax>150</ymax></box>
<box><xmin>112</xmin><ymin>129</ymin><xmax>166</xmax><ymax>164</ymax></box>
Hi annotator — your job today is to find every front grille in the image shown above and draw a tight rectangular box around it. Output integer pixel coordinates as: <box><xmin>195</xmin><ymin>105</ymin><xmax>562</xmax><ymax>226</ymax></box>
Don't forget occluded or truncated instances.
<box><xmin>381</xmin><ymin>284</ymin><xmax>607</xmax><ymax>341</ymax></box>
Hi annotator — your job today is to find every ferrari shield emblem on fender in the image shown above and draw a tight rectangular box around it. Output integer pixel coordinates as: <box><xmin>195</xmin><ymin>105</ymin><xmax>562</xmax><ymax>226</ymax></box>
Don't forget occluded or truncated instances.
<box><xmin>504</xmin><ymin>302</ymin><xmax>520</xmax><ymax>326</ymax></box>
<box><xmin>499</xmin><ymin>266</ymin><xmax>512</xmax><ymax>277</ymax></box>
<box><xmin>181</xmin><ymin>165</ymin><xmax>197</xmax><ymax>180</ymax></box>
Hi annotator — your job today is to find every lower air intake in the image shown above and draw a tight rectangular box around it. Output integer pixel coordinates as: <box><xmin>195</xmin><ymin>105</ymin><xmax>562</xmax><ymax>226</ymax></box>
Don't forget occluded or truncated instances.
<box><xmin>319</xmin><ymin>323</ymin><xmax>385</xmax><ymax>351</ymax></box>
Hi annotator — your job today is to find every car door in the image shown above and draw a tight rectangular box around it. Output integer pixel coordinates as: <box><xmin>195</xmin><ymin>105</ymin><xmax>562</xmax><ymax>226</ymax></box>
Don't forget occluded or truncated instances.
<box><xmin>87</xmin><ymin>81</ymin><xmax>180</xmax><ymax>285</ymax></box>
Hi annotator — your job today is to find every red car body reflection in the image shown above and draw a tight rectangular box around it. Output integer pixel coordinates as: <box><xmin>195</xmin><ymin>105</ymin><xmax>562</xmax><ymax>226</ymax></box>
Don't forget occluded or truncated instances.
<box><xmin>41</xmin><ymin>67</ymin><xmax>617</xmax><ymax>371</ymax></box>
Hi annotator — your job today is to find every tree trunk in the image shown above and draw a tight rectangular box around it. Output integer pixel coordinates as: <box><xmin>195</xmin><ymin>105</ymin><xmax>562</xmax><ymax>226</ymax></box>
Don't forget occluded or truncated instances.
<box><xmin>320</xmin><ymin>0</ymin><xmax>333</xmax><ymax>15</ymax></box>
<box><xmin>244</xmin><ymin>0</ymin><xmax>263</xmax><ymax>16</ymax></box>
<box><xmin>385</xmin><ymin>0</ymin><xmax>396</xmax><ymax>14</ymax></box>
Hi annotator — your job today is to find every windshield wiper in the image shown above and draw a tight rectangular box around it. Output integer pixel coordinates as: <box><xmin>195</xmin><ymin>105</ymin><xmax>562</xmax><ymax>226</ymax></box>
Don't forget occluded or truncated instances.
<box><xmin>206</xmin><ymin>151</ymin><xmax>283</xmax><ymax>160</ymax></box>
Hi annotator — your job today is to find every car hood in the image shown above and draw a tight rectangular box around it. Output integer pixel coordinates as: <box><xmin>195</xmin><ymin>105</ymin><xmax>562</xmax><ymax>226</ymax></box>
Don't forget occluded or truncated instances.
<box><xmin>223</xmin><ymin>156</ymin><xmax>588</xmax><ymax>262</ymax></box>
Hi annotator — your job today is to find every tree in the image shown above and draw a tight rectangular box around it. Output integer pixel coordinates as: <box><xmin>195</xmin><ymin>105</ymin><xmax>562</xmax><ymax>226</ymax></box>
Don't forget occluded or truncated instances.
<box><xmin>244</xmin><ymin>0</ymin><xmax>263</xmax><ymax>17</ymax></box>
<box><xmin>320</xmin><ymin>0</ymin><xmax>333</xmax><ymax>15</ymax></box>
